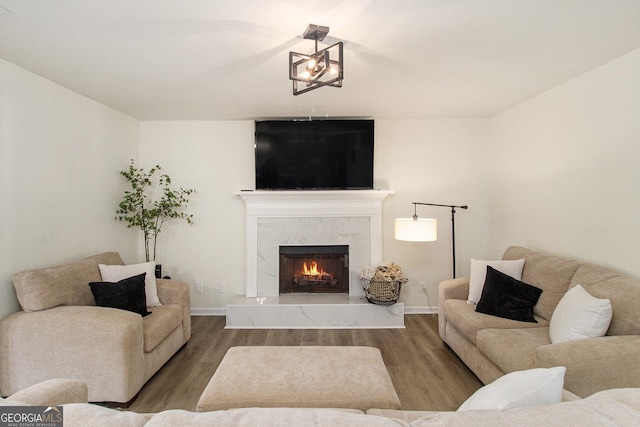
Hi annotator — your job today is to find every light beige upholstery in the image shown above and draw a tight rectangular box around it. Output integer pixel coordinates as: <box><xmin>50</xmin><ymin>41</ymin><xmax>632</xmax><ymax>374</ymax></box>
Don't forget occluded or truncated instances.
<box><xmin>535</xmin><ymin>335</ymin><xmax>640</xmax><ymax>395</ymax></box>
<box><xmin>196</xmin><ymin>346</ymin><xmax>401</xmax><ymax>412</ymax></box>
<box><xmin>502</xmin><ymin>246</ymin><xmax>580</xmax><ymax>321</ymax></box>
<box><xmin>0</xmin><ymin>253</ymin><xmax>191</xmax><ymax>403</ymax></box>
<box><xmin>63</xmin><ymin>403</ymin><xmax>152</xmax><ymax>427</ymax></box>
<box><xmin>477</xmin><ymin>327</ymin><xmax>551</xmax><ymax>373</ymax></box>
<box><xmin>365</xmin><ymin>389</ymin><xmax>580</xmax><ymax>421</ymax></box>
<box><xmin>7</xmin><ymin>381</ymin><xmax>640</xmax><ymax>427</ymax></box>
<box><xmin>147</xmin><ymin>408</ymin><xmax>385</xmax><ymax>427</ymax></box>
<box><xmin>0</xmin><ymin>379</ymin><xmax>87</xmax><ymax>407</ymax></box>
<box><xmin>442</xmin><ymin>299</ymin><xmax>547</xmax><ymax>345</ymax></box>
<box><xmin>12</xmin><ymin>252</ymin><xmax>124</xmax><ymax>311</ymax></box>
<box><xmin>439</xmin><ymin>246</ymin><xmax>640</xmax><ymax>397</ymax></box>
<box><xmin>368</xmin><ymin>388</ymin><xmax>640</xmax><ymax>426</ymax></box>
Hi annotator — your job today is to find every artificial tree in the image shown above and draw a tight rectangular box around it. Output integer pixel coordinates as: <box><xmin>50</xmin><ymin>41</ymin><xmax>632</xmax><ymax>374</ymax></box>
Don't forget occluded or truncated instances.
<box><xmin>116</xmin><ymin>159</ymin><xmax>195</xmax><ymax>263</ymax></box>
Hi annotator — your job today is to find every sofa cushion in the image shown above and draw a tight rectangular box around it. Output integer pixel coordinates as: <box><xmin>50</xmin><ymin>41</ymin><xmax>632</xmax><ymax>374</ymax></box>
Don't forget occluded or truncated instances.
<box><xmin>477</xmin><ymin>327</ymin><xmax>551</xmax><ymax>374</ymax></box>
<box><xmin>0</xmin><ymin>399</ymin><xmax>28</xmax><ymax>407</ymax></box>
<box><xmin>89</xmin><ymin>273</ymin><xmax>151</xmax><ymax>317</ymax></box>
<box><xmin>5</xmin><ymin>379</ymin><xmax>88</xmax><ymax>406</ymax></box>
<box><xmin>443</xmin><ymin>299</ymin><xmax>548</xmax><ymax>345</ymax></box>
<box><xmin>549</xmin><ymin>284</ymin><xmax>612</xmax><ymax>344</ymax></box>
<box><xmin>12</xmin><ymin>252</ymin><xmax>124</xmax><ymax>312</ymax></box>
<box><xmin>502</xmin><ymin>246</ymin><xmax>581</xmax><ymax>321</ymax></box>
<box><xmin>475</xmin><ymin>267</ymin><xmax>542</xmax><ymax>323</ymax></box>
<box><xmin>99</xmin><ymin>261</ymin><xmax>161</xmax><ymax>307</ymax></box>
<box><xmin>468</xmin><ymin>259</ymin><xmax>525</xmax><ymax>304</ymax></box>
<box><xmin>366</xmin><ymin>390</ymin><xmax>582</xmax><ymax>421</ymax></box>
<box><xmin>63</xmin><ymin>403</ymin><xmax>150</xmax><ymax>427</ymax></box>
<box><xmin>409</xmin><ymin>388</ymin><xmax>640</xmax><ymax>427</ymax></box>
<box><xmin>570</xmin><ymin>263</ymin><xmax>640</xmax><ymax>336</ymax></box>
<box><xmin>143</xmin><ymin>408</ymin><xmax>394</xmax><ymax>427</ymax></box>
<box><xmin>143</xmin><ymin>304</ymin><xmax>183</xmax><ymax>352</ymax></box>
<box><xmin>457</xmin><ymin>366</ymin><xmax>565</xmax><ymax>411</ymax></box>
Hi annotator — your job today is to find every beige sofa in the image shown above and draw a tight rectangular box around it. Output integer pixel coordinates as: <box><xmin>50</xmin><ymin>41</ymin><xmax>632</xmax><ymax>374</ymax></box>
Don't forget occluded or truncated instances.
<box><xmin>3</xmin><ymin>379</ymin><xmax>640</xmax><ymax>426</ymax></box>
<box><xmin>0</xmin><ymin>252</ymin><xmax>191</xmax><ymax>404</ymax></box>
<box><xmin>439</xmin><ymin>246</ymin><xmax>640</xmax><ymax>397</ymax></box>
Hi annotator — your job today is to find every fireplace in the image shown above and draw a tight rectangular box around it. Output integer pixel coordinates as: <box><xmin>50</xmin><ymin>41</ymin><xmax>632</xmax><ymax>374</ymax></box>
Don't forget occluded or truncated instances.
<box><xmin>229</xmin><ymin>190</ymin><xmax>403</xmax><ymax>329</ymax></box>
<box><xmin>279</xmin><ymin>245</ymin><xmax>349</xmax><ymax>294</ymax></box>
<box><xmin>235</xmin><ymin>189</ymin><xmax>393</xmax><ymax>297</ymax></box>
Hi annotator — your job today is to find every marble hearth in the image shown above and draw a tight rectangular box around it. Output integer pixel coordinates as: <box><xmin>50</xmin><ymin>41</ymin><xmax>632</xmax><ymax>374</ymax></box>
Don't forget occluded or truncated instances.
<box><xmin>226</xmin><ymin>294</ymin><xmax>404</xmax><ymax>329</ymax></box>
<box><xmin>227</xmin><ymin>190</ymin><xmax>404</xmax><ymax>329</ymax></box>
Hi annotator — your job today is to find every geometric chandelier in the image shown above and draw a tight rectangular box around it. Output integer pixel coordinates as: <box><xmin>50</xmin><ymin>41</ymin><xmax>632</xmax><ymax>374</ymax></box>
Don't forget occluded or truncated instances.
<box><xmin>289</xmin><ymin>24</ymin><xmax>344</xmax><ymax>96</ymax></box>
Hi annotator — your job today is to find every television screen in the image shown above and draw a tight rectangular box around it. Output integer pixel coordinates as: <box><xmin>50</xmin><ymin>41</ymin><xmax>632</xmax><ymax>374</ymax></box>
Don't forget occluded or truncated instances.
<box><xmin>255</xmin><ymin>119</ymin><xmax>374</xmax><ymax>190</ymax></box>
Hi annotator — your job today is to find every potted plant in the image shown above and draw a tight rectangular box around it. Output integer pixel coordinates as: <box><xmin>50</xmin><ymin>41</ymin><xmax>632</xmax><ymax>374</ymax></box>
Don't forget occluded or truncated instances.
<box><xmin>116</xmin><ymin>160</ymin><xmax>195</xmax><ymax>274</ymax></box>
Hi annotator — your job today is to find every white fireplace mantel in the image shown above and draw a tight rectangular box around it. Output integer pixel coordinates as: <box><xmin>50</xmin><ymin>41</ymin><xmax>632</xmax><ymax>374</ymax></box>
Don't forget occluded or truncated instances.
<box><xmin>235</xmin><ymin>190</ymin><xmax>394</xmax><ymax>297</ymax></box>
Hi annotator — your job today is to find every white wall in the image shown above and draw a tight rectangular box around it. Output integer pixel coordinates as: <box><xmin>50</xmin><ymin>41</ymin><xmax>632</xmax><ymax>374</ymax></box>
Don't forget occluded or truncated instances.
<box><xmin>139</xmin><ymin>119</ymin><xmax>491</xmax><ymax>311</ymax></box>
<box><xmin>139</xmin><ymin>121</ymin><xmax>254</xmax><ymax>311</ymax></box>
<box><xmin>0</xmin><ymin>59</ymin><xmax>140</xmax><ymax>319</ymax></box>
<box><xmin>488</xmin><ymin>48</ymin><xmax>640</xmax><ymax>277</ymax></box>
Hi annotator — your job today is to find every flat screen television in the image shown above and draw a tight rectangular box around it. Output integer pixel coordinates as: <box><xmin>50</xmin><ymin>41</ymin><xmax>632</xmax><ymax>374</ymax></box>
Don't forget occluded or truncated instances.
<box><xmin>255</xmin><ymin>119</ymin><xmax>374</xmax><ymax>190</ymax></box>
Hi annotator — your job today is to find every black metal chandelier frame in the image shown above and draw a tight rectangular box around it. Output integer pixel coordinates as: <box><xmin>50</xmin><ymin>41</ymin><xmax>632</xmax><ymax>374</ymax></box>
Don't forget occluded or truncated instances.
<box><xmin>289</xmin><ymin>24</ymin><xmax>344</xmax><ymax>96</ymax></box>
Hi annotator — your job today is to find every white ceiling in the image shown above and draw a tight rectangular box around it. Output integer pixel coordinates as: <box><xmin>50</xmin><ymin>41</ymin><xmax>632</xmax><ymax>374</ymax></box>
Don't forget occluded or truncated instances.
<box><xmin>1</xmin><ymin>0</ymin><xmax>640</xmax><ymax>120</ymax></box>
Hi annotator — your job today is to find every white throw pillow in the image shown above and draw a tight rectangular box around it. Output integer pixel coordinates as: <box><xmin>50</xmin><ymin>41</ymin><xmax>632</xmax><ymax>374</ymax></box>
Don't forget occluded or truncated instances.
<box><xmin>468</xmin><ymin>259</ymin><xmax>525</xmax><ymax>304</ymax></box>
<box><xmin>99</xmin><ymin>262</ymin><xmax>161</xmax><ymax>307</ymax></box>
<box><xmin>549</xmin><ymin>284</ymin><xmax>612</xmax><ymax>344</ymax></box>
<box><xmin>457</xmin><ymin>366</ymin><xmax>566</xmax><ymax>411</ymax></box>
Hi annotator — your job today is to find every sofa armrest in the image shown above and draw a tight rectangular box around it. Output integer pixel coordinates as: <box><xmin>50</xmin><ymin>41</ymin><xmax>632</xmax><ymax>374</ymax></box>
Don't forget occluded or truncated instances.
<box><xmin>535</xmin><ymin>335</ymin><xmax>640</xmax><ymax>397</ymax></box>
<box><xmin>438</xmin><ymin>278</ymin><xmax>470</xmax><ymax>340</ymax></box>
<box><xmin>439</xmin><ymin>277</ymin><xmax>470</xmax><ymax>304</ymax></box>
<box><xmin>7</xmin><ymin>379</ymin><xmax>88</xmax><ymax>406</ymax></box>
<box><xmin>0</xmin><ymin>306</ymin><xmax>145</xmax><ymax>401</ymax></box>
<box><xmin>156</xmin><ymin>279</ymin><xmax>191</xmax><ymax>343</ymax></box>
<box><xmin>156</xmin><ymin>279</ymin><xmax>189</xmax><ymax>305</ymax></box>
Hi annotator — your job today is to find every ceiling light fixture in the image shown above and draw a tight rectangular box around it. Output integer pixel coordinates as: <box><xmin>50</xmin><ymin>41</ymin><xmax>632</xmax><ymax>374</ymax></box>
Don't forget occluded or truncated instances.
<box><xmin>289</xmin><ymin>24</ymin><xmax>343</xmax><ymax>96</ymax></box>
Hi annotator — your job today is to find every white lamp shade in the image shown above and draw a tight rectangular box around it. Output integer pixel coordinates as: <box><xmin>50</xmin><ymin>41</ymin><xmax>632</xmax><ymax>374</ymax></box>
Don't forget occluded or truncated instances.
<box><xmin>395</xmin><ymin>218</ymin><xmax>438</xmax><ymax>242</ymax></box>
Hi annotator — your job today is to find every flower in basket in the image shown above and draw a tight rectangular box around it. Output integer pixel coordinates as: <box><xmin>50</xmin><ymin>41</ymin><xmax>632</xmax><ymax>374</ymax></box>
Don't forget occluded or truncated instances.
<box><xmin>359</xmin><ymin>262</ymin><xmax>409</xmax><ymax>305</ymax></box>
<box><xmin>359</xmin><ymin>262</ymin><xmax>408</xmax><ymax>290</ymax></box>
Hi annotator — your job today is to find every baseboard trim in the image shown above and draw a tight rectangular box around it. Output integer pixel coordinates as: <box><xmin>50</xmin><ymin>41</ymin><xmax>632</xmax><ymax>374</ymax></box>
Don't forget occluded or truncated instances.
<box><xmin>190</xmin><ymin>306</ymin><xmax>438</xmax><ymax>316</ymax></box>
<box><xmin>191</xmin><ymin>307</ymin><xmax>226</xmax><ymax>316</ymax></box>
<box><xmin>404</xmin><ymin>306</ymin><xmax>438</xmax><ymax>315</ymax></box>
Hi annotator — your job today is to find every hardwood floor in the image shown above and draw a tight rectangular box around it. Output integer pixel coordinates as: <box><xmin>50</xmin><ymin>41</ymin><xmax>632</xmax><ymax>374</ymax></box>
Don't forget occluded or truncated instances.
<box><xmin>128</xmin><ymin>314</ymin><xmax>482</xmax><ymax>413</ymax></box>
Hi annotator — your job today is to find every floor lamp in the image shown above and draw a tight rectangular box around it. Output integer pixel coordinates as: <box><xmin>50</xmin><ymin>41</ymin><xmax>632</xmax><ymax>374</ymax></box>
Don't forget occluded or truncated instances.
<box><xmin>395</xmin><ymin>202</ymin><xmax>468</xmax><ymax>278</ymax></box>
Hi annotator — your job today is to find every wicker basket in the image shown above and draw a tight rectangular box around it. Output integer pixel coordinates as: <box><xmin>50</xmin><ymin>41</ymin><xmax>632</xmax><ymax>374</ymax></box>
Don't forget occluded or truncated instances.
<box><xmin>364</xmin><ymin>280</ymin><xmax>402</xmax><ymax>305</ymax></box>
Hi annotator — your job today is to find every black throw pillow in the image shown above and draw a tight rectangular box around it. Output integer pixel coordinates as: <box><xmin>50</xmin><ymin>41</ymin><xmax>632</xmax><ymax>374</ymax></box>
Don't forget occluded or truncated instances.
<box><xmin>89</xmin><ymin>272</ymin><xmax>150</xmax><ymax>317</ymax></box>
<box><xmin>475</xmin><ymin>266</ymin><xmax>542</xmax><ymax>323</ymax></box>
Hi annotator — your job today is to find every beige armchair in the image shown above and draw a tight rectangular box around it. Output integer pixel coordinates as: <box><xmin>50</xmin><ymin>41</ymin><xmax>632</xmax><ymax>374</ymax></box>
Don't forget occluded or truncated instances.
<box><xmin>0</xmin><ymin>252</ymin><xmax>190</xmax><ymax>404</ymax></box>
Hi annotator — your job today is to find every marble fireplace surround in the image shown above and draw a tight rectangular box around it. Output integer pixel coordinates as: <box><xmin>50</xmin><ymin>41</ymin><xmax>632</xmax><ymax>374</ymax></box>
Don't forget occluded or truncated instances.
<box><xmin>236</xmin><ymin>190</ymin><xmax>393</xmax><ymax>298</ymax></box>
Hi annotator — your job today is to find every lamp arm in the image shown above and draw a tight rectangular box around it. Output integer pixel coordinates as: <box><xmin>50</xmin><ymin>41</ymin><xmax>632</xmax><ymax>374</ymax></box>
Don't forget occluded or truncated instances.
<box><xmin>411</xmin><ymin>202</ymin><xmax>468</xmax><ymax>210</ymax></box>
<box><xmin>411</xmin><ymin>202</ymin><xmax>469</xmax><ymax>278</ymax></box>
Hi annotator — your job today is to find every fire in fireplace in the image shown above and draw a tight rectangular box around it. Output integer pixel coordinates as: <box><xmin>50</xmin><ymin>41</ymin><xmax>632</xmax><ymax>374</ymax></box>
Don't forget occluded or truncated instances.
<box><xmin>279</xmin><ymin>245</ymin><xmax>349</xmax><ymax>294</ymax></box>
